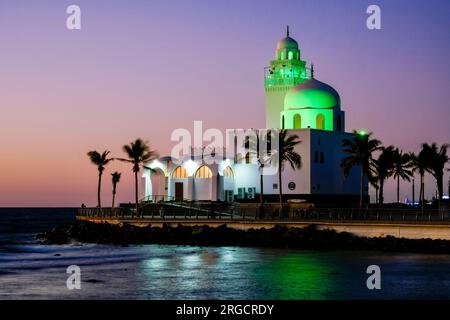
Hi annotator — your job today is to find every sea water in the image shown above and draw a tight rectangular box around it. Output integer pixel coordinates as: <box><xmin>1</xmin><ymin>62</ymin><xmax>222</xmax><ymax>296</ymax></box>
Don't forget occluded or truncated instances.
<box><xmin>1</xmin><ymin>208</ymin><xmax>450</xmax><ymax>299</ymax></box>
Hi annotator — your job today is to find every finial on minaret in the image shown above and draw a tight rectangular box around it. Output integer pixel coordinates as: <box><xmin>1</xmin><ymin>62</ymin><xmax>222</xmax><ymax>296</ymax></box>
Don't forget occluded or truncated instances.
<box><xmin>310</xmin><ymin>63</ymin><xmax>314</xmax><ymax>78</ymax></box>
<box><xmin>287</xmin><ymin>25</ymin><xmax>290</xmax><ymax>37</ymax></box>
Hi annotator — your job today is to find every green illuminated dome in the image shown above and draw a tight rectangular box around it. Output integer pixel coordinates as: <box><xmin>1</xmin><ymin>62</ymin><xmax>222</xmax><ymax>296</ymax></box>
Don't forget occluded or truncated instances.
<box><xmin>274</xmin><ymin>26</ymin><xmax>301</xmax><ymax>61</ymax></box>
<box><xmin>284</xmin><ymin>78</ymin><xmax>341</xmax><ymax>110</ymax></box>
<box><xmin>276</xmin><ymin>36</ymin><xmax>299</xmax><ymax>51</ymax></box>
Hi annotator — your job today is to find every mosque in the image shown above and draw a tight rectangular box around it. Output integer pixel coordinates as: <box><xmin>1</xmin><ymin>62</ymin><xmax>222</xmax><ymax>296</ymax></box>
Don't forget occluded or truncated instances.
<box><xmin>143</xmin><ymin>28</ymin><xmax>365</xmax><ymax>205</ymax></box>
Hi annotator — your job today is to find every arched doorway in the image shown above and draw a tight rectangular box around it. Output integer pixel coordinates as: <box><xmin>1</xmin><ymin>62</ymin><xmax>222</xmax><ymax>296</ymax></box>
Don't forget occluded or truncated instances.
<box><xmin>172</xmin><ymin>166</ymin><xmax>188</xmax><ymax>201</ymax></box>
<box><xmin>222</xmin><ymin>166</ymin><xmax>235</xmax><ymax>202</ymax></box>
<box><xmin>194</xmin><ymin>165</ymin><xmax>213</xmax><ymax>200</ymax></box>
<box><xmin>151</xmin><ymin>168</ymin><xmax>167</xmax><ymax>202</ymax></box>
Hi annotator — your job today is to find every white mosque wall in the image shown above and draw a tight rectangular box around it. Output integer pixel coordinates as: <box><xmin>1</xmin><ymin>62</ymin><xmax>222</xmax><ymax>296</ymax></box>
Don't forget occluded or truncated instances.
<box><xmin>308</xmin><ymin>130</ymin><xmax>363</xmax><ymax>195</ymax></box>
<box><xmin>218</xmin><ymin>176</ymin><xmax>235</xmax><ymax>201</ymax></box>
<box><xmin>142</xmin><ymin>171</ymin><xmax>152</xmax><ymax>199</ymax></box>
<box><xmin>272</xmin><ymin>129</ymin><xmax>311</xmax><ymax>196</ymax></box>
<box><xmin>193</xmin><ymin>178</ymin><xmax>213</xmax><ymax>201</ymax></box>
<box><xmin>234</xmin><ymin>163</ymin><xmax>260</xmax><ymax>194</ymax></box>
<box><xmin>228</xmin><ymin>129</ymin><xmax>309</xmax><ymax>197</ymax></box>
<box><xmin>265</xmin><ymin>88</ymin><xmax>289</xmax><ymax>129</ymax></box>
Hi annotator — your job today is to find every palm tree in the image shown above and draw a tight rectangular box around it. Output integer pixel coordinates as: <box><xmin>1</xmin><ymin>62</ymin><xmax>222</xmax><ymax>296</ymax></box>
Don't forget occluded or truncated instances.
<box><xmin>341</xmin><ymin>131</ymin><xmax>381</xmax><ymax>208</ymax></box>
<box><xmin>245</xmin><ymin>130</ymin><xmax>272</xmax><ymax>218</ymax></box>
<box><xmin>111</xmin><ymin>172</ymin><xmax>121</xmax><ymax>212</ymax></box>
<box><xmin>424</xmin><ymin>143</ymin><xmax>449</xmax><ymax>205</ymax></box>
<box><xmin>118</xmin><ymin>139</ymin><xmax>158</xmax><ymax>217</ymax></box>
<box><xmin>277</xmin><ymin>129</ymin><xmax>302</xmax><ymax>217</ymax></box>
<box><xmin>87</xmin><ymin>150</ymin><xmax>112</xmax><ymax>208</ymax></box>
<box><xmin>391</xmin><ymin>148</ymin><xmax>413</xmax><ymax>203</ymax></box>
<box><xmin>371</xmin><ymin>182</ymin><xmax>379</xmax><ymax>205</ymax></box>
<box><xmin>372</xmin><ymin>146</ymin><xmax>394</xmax><ymax>205</ymax></box>
<box><xmin>410</xmin><ymin>145</ymin><xmax>433</xmax><ymax>209</ymax></box>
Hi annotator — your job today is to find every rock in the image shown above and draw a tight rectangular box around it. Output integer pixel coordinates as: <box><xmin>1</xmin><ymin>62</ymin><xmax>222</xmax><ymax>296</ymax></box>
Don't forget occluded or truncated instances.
<box><xmin>37</xmin><ymin>220</ymin><xmax>450</xmax><ymax>254</ymax></box>
<box><xmin>85</xmin><ymin>279</ymin><xmax>103</xmax><ymax>283</ymax></box>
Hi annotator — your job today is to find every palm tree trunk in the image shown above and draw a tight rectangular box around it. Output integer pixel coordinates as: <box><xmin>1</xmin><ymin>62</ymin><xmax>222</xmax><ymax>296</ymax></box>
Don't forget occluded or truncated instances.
<box><xmin>97</xmin><ymin>171</ymin><xmax>102</xmax><ymax>208</ymax></box>
<box><xmin>278</xmin><ymin>162</ymin><xmax>283</xmax><ymax>218</ymax></box>
<box><xmin>437</xmin><ymin>173</ymin><xmax>443</xmax><ymax>214</ymax></box>
<box><xmin>397</xmin><ymin>175</ymin><xmax>400</xmax><ymax>203</ymax></box>
<box><xmin>420</xmin><ymin>174</ymin><xmax>424</xmax><ymax>212</ymax></box>
<box><xmin>112</xmin><ymin>186</ymin><xmax>116</xmax><ymax>209</ymax></box>
<box><xmin>259</xmin><ymin>173</ymin><xmax>264</xmax><ymax>219</ymax></box>
<box><xmin>134</xmin><ymin>171</ymin><xmax>139</xmax><ymax>217</ymax></box>
<box><xmin>259</xmin><ymin>174</ymin><xmax>264</xmax><ymax>205</ymax></box>
<box><xmin>379</xmin><ymin>180</ymin><xmax>384</xmax><ymax>205</ymax></box>
<box><xmin>359</xmin><ymin>166</ymin><xmax>364</xmax><ymax>209</ymax></box>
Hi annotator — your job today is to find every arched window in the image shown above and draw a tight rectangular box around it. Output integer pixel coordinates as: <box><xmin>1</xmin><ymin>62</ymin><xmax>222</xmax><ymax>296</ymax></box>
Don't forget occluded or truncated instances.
<box><xmin>316</xmin><ymin>114</ymin><xmax>325</xmax><ymax>130</ymax></box>
<box><xmin>336</xmin><ymin>115</ymin><xmax>342</xmax><ymax>132</ymax></box>
<box><xmin>280</xmin><ymin>52</ymin><xmax>284</xmax><ymax>60</ymax></box>
<box><xmin>223</xmin><ymin>166</ymin><xmax>234</xmax><ymax>178</ymax></box>
<box><xmin>288</xmin><ymin>51</ymin><xmax>293</xmax><ymax>60</ymax></box>
<box><xmin>195</xmin><ymin>165</ymin><xmax>212</xmax><ymax>179</ymax></box>
<box><xmin>293</xmin><ymin>114</ymin><xmax>301</xmax><ymax>129</ymax></box>
<box><xmin>296</xmin><ymin>52</ymin><xmax>299</xmax><ymax>60</ymax></box>
<box><xmin>282</xmin><ymin>115</ymin><xmax>285</xmax><ymax>129</ymax></box>
<box><xmin>172</xmin><ymin>166</ymin><xmax>188</xmax><ymax>179</ymax></box>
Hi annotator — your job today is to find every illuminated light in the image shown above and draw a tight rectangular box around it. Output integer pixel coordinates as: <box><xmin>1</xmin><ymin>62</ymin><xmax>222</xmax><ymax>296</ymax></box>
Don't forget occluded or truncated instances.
<box><xmin>144</xmin><ymin>258</ymin><xmax>167</xmax><ymax>269</ymax></box>
<box><xmin>221</xmin><ymin>253</ymin><xmax>235</xmax><ymax>263</ymax></box>
<box><xmin>358</xmin><ymin>130</ymin><xmax>367</xmax><ymax>136</ymax></box>
<box><xmin>195</xmin><ymin>165</ymin><xmax>212</xmax><ymax>179</ymax></box>
<box><xmin>173</xmin><ymin>166</ymin><xmax>188</xmax><ymax>179</ymax></box>
<box><xmin>148</xmin><ymin>159</ymin><xmax>163</xmax><ymax>170</ymax></box>
<box><xmin>182</xmin><ymin>254</ymin><xmax>201</xmax><ymax>268</ymax></box>
<box><xmin>184</xmin><ymin>159</ymin><xmax>198</xmax><ymax>176</ymax></box>
<box><xmin>223</xmin><ymin>166</ymin><xmax>234</xmax><ymax>178</ymax></box>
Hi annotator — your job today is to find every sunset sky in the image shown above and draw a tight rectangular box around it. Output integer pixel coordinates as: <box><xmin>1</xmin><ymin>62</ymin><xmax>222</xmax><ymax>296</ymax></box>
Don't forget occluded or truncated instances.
<box><xmin>0</xmin><ymin>0</ymin><xmax>449</xmax><ymax>206</ymax></box>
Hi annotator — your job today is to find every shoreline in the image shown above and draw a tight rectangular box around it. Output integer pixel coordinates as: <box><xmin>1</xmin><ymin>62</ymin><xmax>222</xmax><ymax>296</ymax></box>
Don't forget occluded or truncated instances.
<box><xmin>37</xmin><ymin>220</ymin><xmax>450</xmax><ymax>254</ymax></box>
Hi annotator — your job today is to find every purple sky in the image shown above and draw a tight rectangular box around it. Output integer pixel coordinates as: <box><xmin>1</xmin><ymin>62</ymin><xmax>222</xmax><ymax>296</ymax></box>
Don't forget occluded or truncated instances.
<box><xmin>0</xmin><ymin>0</ymin><xmax>449</xmax><ymax>206</ymax></box>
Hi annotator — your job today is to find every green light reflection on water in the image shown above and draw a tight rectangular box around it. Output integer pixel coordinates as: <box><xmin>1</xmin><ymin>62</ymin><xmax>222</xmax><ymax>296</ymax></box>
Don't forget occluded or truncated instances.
<box><xmin>137</xmin><ymin>246</ymin><xmax>343</xmax><ymax>300</ymax></box>
<box><xmin>253</xmin><ymin>252</ymin><xmax>340</xmax><ymax>300</ymax></box>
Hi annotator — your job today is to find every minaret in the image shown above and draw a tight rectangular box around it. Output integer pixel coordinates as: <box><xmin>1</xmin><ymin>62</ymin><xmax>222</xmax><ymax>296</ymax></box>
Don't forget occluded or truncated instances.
<box><xmin>264</xmin><ymin>27</ymin><xmax>309</xmax><ymax>129</ymax></box>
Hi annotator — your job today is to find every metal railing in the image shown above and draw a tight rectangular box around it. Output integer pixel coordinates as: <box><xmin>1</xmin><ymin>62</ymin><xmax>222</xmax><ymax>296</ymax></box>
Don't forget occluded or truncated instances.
<box><xmin>140</xmin><ymin>195</ymin><xmax>175</xmax><ymax>203</ymax></box>
<box><xmin>292</xmin><ymin>207</ymin><xmax>449</xmax><ymax>223</ymax></box>
<box><xmin>77</xmin><ymin>205</ymin><xmax>449</xmax><ymax>223</ymax></box>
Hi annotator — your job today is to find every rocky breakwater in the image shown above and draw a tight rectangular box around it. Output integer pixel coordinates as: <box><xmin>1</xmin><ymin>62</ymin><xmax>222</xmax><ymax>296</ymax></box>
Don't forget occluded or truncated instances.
<box><xmin>37</xmin><ymin>220</ymin><xmax>450</xmax><ymax>254</ymax></box>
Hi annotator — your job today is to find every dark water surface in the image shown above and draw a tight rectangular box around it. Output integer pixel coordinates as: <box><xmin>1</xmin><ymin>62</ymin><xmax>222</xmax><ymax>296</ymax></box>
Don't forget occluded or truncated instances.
<box><xmin>1</xmin><ymin>208</ymin><xmax>450</xmax><ymax>299</ymax></box>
